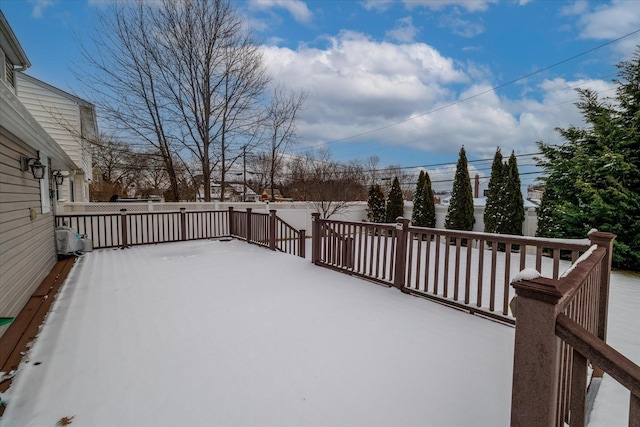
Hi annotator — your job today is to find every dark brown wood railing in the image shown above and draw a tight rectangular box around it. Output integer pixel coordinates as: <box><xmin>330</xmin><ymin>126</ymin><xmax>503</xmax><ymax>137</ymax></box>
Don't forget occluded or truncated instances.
<box><xmin>509</xmin><ymin>232</ymin><xmax>638</xmax><ymax>427</ymax></box>
<box><xmin>56</xmin><ymin>207</ymin><xmax>305</xmax><ymax>258</ymax></box>
<box><xmin>311</xmin><ymin>214</ymin><xmax>591</xmax><ymax>324</ymax></box>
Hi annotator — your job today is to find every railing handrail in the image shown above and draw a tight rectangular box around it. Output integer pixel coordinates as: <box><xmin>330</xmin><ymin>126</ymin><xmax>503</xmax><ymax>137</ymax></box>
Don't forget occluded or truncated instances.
<box><xmin>316</xmin><ymin>217</ymin><xmax>591</xmax><ymax>251</ymax></box>
<box><xmin>556</xmin><ymin>313</ymin><xmax>640</xmax><ymax>396</ymax></box>
<box><xmin>274</xmin><ymin>215</ymin><xmax>298</xmax><ymax>234</ymax></box>
<box><xmin>510</xmin><ymin>231</ymin><xmax>617</xmax><ymax>427</ymax></box>
<box><xmin>555</xmin><ymin>246</ymin><xmax>605</xmax><ymax>314</ymax></box>
<box><xmin>56</xmin><ymin>208</ymin><xmax>305</xmax><ymax>258</ymax></box>
<box><xmin>57</xmin><ymin>209</ymin><xmax>228</xmax><ymax>217</ymax></box>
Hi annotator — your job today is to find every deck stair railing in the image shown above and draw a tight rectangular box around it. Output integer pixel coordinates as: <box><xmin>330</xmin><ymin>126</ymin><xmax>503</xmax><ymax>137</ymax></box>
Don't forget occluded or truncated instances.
<box><xmin>510</xmin><ymin>231</ymin><xmax>639</xmax><ymax>427</ymax></box>
<box><xmin>311</xmin><ymin>214</ymin><xmax>594</xmax><ymax>324</ymax></box>
<box><xmin>228</xmin><ymin>207</ymin><xmax>305</xmax><ymax>258</ymax></box>
<box><xmin>55</xmin><ymin>207</ymin><xmax>305</xmax><ymax>258</ymax></box>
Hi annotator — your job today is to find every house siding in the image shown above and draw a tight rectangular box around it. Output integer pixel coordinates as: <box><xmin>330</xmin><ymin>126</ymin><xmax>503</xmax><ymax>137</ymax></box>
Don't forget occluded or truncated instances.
<box><xmin>0</xmin><ymin>127</ymin><xmax>57</xmax><ymax>338</ymax></box>
<box><xmin>16</xmin><ymin>73</ymin><xmax>93</xmax><ymax>202</ymax></box>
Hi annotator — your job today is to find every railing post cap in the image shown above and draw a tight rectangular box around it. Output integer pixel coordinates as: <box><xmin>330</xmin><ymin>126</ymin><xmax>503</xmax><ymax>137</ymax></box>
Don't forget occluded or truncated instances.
<box><xmin>120</xmin><ymin>208</ymin><xmax>127</xmax><ymax>214</ymax></box>
<box><xmin>312</xmin><ymin>212</ymin><xmax>320</xmax><ymax>219</ymax></box>
<box><xmin>396</xmin><ymin>217</ymin><xmax>410</xmax><ymax>227</ymax></box>
<box><xmin>511</xmin><ymin>277</ymin><xmax>564</xmax><ymax>305</ymax></box>
<box><xmin>588</xmin><ymin>230</ymin><xmax>617</xmax><ymax>242</ymax></box>
<box><xmin>180</xmin><ymin>207</ymin><xmax>186</xmax><ymax>212</ymax></box>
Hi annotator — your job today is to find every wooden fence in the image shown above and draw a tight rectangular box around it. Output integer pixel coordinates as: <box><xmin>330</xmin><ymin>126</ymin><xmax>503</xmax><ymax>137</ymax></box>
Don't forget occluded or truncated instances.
<box><xmin>311</xmin><ymin>214</ymin><xmax>591</xmax><ymax>324</ymax></box>
<box><xmin>55</xmin><ymin>207</ymin><xmax>305</xmax><ymax>258</ymax></box>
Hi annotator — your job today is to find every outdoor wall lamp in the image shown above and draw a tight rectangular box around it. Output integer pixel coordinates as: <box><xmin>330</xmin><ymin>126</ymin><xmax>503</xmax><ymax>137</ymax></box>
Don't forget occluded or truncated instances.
<box><xmin>20</xmin><ymin>155</ymin><xmax>46</xmax><ymax>179</ymax></box>
<box><xmin>53</xmin><ymin>171</ymin><xmax>64</xmax><ymax>185</ymax></box>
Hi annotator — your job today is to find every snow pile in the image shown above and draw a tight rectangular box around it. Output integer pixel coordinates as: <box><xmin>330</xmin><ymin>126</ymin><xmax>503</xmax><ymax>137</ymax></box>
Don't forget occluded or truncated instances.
<box><xmin>511</xmin><ymin>268</ymin><xmax>541</xmax><ymax>283</ymax></box>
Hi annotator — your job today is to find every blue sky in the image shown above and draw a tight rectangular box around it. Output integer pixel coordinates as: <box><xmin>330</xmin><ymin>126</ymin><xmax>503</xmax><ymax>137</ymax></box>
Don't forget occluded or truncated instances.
<box><xmin>2</xmin><ymin>0</ymin><xmax>640</xmax><ymax>191</ymax></box>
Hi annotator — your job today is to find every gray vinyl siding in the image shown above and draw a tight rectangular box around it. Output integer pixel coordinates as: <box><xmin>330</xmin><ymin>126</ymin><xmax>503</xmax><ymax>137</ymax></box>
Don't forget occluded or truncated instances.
<box><xmin>0</xmin><ymin>127</ymin><xmax>57</xmax><ymax>338</ymax></box>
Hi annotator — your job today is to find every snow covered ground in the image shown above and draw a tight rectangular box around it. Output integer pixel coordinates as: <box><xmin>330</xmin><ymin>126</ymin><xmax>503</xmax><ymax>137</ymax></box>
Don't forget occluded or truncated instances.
<box><xmin>0</xmin><ymin>239</ymin><xmax>637</xmax><ymax>426</ymax></box>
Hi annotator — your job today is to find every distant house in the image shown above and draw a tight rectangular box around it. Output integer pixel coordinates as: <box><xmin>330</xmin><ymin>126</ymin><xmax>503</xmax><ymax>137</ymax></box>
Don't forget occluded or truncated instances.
<box><xmin>0</xmin><ymin>11</ymin><xmax>78</xmax><ymax>338</ymax></box>
<box><xmin>260</xmin><ymin>188</ymin><xmax>292</xmax><ymax>202</ymax></box>
<box><xmin>16</xmin><ymin>72</ymin><xmax>97</xmax><ymax>202</ymax></box>
<box><xmin>527</xmin><ymin>185</ymin><xmax>544</xmax><ymax>204</ymax></box>
<box><xmin>196</xmin><ymin>181</ymin><xmax>260</xmax><ymax>202</ymax></box>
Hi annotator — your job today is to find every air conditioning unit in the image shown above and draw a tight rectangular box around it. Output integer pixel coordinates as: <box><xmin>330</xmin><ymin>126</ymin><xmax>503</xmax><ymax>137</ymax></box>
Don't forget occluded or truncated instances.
<box><xmin>55</xmin><ymin>226</ymin><xmax>84</xmax><ymax>255</ymax></box>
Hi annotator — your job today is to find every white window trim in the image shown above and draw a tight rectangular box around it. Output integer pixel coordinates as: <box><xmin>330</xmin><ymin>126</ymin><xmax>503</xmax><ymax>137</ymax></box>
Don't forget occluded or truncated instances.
<box><xmin>40</xmin><ymin>154</ymin><xmax>51</xmax><ymax>214</ymax></box>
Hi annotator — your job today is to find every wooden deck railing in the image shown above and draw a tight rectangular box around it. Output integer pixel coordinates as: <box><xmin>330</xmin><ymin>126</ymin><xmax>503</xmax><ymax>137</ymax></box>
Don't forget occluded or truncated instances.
<box><xmin>55</xmin><ymin>207</ymin><xmax>305</xmax><ymax>258</ymax></box>
<box><xmin>228</xmin><ymin>207</ymin><xmax>305</xmax><ymax>257</ymax></box>
<box><xmin>311</xmin><ymin>214</ymin><xmax>592</xmax><ymax>324</ymax></box>
<box><xmin>509</xmin><ymin>231</ymin><xmax>639</xmax><ymax>427</ymax></box>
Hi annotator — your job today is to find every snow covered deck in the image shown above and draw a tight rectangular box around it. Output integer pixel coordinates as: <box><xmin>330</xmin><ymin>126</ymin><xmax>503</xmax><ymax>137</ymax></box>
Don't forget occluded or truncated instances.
<box><xmin>1</xmin><ymin>239</ymin><xmax>638</xmax><ymax>426</ymax></box>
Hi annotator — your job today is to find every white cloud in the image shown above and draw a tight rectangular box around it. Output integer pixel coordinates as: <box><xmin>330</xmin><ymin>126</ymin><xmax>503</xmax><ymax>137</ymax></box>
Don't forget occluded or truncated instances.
<box><xmin>260</xmin><ymin>31</ymin><xmax>615</xmax><ymax>162</ymax></box>
<box><xmin>560</xmin><ymin>0</ymin><xmax>589</xmax><ymax>16</ymax></box>
<box><xmin>572</xmin><ymin>0</ymin><xmax>640</xmax><ymax>57</ymax></box>
<box><xmin>402</xmin><ymin>0</ymin><xmax>498</xmax><ymax>13</ymax></box>
<box><xmin>386</xmin><ymin>16</ymin><xmax>420</xmax><ymax>43</ymax></box>
<box><xmin>439</xmin><ymin>12</ymin><xmax>485</xmax><ymax>38</ymax></box>
<box><xmin>29</xmin><ymin>0</ymin><xmax>55</xmax><ymax>18</ymax></box>
<box><xmin>250</xmin><ymin>0</ymin><xmax>313</xmax><ymax>24</ymax></box>
<box><xmin>361</xmin><ymin>0</ymin><xmax>395</xmax><ymax>12</ymax></box>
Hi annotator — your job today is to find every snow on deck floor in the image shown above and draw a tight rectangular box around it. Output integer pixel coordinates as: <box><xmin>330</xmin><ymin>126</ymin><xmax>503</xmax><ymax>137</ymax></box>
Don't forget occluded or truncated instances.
<box><xmin>2</xmin><ymin>240</ymin><xmax>515</xmax><ymax>427</ymax></box>
<box><xmin>3</xmin><ymin>240</ymin><xmax>638</xmax><ymax>427</ymax></box>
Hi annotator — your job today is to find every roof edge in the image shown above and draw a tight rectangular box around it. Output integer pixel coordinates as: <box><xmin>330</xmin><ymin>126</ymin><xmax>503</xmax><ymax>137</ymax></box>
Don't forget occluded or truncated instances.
<box><xmin>0</xmin><ymin>11</ymin><xmax>31</xmax><ymax>69</ymax></box>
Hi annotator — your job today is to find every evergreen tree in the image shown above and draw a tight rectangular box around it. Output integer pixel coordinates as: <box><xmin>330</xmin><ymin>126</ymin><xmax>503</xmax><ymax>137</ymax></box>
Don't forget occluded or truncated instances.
<box><xmin>445</xmin><ymin>147</ymin><xmax>475</xmax><ymax>231</ymax></box>
<box><xmin>537</xmin><ymin>47</ymin><xmax>640</xmax><ymax>270</ymax></box>
<box><xmin>424</xmin><ymin>170</ymin><xmax>436</xmax><ymax>228</ymax></box>
<box><xmin>484</xmin><ymin>148</ymin><xmax>505</xmax><ymax>234</ymax></box>
<box><xmin>412</xmin><ymin>171</ymin><xmax>427</xmax><ymax>227</ymax></box>
<box><xmin>503</xmin><ymin>151</ymin><xmax>524</xmax><ymax>236</ymax></box>
<box><xmin>366</xmin><ymin>184</ymin><xmax>386</xmax><ymax>223</ymax></box>
<box><xmin>385</xmin><ymin>177</ymin><xmax>404</xmax><ymax>223</ymax></box>
<box><xmin>412</xmin><ymin>170</ymin><xmax>436</xmax><ymax>237</ymax></box>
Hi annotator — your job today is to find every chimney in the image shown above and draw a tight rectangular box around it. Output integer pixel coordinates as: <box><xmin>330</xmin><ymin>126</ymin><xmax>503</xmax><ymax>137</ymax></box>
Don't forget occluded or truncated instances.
<box><xmin>474</xmin><ymin>174</ymin><xmax>479</xmax><ymax>199</ymax></box>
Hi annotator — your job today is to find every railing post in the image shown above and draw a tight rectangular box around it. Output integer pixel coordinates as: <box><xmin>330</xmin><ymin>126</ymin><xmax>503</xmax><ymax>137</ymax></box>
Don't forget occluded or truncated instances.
<box><xmin>588</xmin><ymin>230</ymin><xmax>616</xmax><ymax>378</ymax></box>
<box><xmin>393</xmin><ymin>217</ymin><xmax>410</xmax><ymax>293</ymax></box>
<box><xmin>120</xmin><ymin>209</ymin><xmax>128</xmax><ymax>249</ymax></box>
<box><xmin>299</xmin><ymin>229</ymin><xmax>306</xmax><ymax>258</ymax></box>
<box><xmin>228</xmin><ymin>206</ymin><xmax>234</xmax><ymax>237</ymax></box>
<box><xmin>269</xmin><ymin>209</ymin><xmax>277</xmax><ymax>251</ymax></box>
<box><xmin>246</xmin><ymin>208</ymin><xmax>253</xmax><ymax>243</ymax></box>
<box><xmin>180</xmin><ymin>208</ymin><xmax>186</xmax><ymax>241</ymax></box>
<box><xmin>311</xmin><ymin>213</ymin><xmax>320</xmax><ymax>264</ymax></box>
<box><xmin>510</xmin><ymin>277</ymin><xmax>563</xmax><ymax>427</ymax></box>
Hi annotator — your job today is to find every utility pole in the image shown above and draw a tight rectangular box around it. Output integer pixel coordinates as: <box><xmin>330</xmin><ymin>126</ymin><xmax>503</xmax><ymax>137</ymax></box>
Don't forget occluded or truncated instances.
<box><xmin>243</xmin><ymin>146</ymin><xmax>247</xmax><ymax>202</ymax></box>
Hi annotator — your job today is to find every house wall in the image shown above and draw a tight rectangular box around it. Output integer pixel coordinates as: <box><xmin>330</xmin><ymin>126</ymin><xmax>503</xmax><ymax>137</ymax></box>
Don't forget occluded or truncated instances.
<box><xmin>0</xmin><ymin>127</ymin><xmax>58</xmax><ymax>338</ymax></box>
<box><xmin>15</xmin><ymin>73</ymin><xmax>92</xmax><ymax>202</ymax></box>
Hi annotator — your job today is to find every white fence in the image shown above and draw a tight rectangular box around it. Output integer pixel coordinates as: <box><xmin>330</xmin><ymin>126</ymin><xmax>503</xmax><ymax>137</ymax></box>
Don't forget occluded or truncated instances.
<box><xmin>56</xmin><ymin>201</ymin><xmax>539</xmax><ymax>237</ymax></box>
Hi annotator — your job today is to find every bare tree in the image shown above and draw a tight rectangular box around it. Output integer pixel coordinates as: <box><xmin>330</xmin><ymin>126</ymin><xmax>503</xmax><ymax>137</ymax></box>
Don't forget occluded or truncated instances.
<box><xmin>245</xmin><ymin>151</ymin><xmax>271</xmax><ymax>196</ymax></box>
<box><xmin>283</xmin><ymin>150</ymin><xmax>366</xmax><ymax>218</ymax></box>
<box><xmin>77</xmin><ymin>2</ymin><xmax>182</xmax><ymax>200</ymax></box>
<box><xmin>153</xmin><ymin>0</ymin><xmax>269</xmax><ymax>201</ymax></box>
<box><xmin>263</xmin><ymin>85</ymin><xmax>307</xmax><ymax>201</ymax></box>
<box><xmin>78</xmin><ymin>0</ymin><xmax>269</xmax><ymax>202</ymax></box>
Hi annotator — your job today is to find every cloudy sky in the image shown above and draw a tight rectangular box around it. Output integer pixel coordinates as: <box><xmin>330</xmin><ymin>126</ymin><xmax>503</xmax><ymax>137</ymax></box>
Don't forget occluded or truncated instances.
<box><xmin>3</xmin><ymin>0</ymin><xmax>640</xmax><ymax>190</ymax></box>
